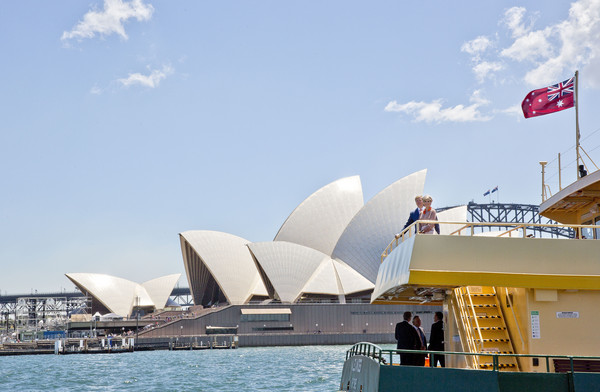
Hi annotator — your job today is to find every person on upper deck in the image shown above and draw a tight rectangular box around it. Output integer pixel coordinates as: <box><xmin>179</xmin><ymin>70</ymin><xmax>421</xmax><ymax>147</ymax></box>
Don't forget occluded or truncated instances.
<box><xmin>418</xmin><ymin>195</ymin><xmax>438</xmax><ymax>234</ymax></box>
<box><xmin>402</xmin><ymin>195</ymin><xmax>423</xmax><ymax>232</ymax></box>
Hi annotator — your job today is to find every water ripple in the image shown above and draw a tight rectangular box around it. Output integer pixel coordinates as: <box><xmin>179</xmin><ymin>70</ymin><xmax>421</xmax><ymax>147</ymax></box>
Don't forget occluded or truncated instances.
<box><xmin>0</xmin><ymin>345</ymin><xmax>348</xmax><ymax>391</ymax></box>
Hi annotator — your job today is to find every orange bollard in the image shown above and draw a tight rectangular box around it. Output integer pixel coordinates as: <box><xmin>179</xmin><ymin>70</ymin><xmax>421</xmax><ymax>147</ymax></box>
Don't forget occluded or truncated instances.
<box><xmin>425</xmin><ymin>354</ymin><xmax>430</xmax><ymax>367</ymax></box>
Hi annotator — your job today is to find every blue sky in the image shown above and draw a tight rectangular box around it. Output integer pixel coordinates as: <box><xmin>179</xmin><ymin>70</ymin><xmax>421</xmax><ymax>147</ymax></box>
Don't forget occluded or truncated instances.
<box><xmin>2</xmin><ymin>1</ymin><xmax>600</xmax><ymax>293</ymax></box>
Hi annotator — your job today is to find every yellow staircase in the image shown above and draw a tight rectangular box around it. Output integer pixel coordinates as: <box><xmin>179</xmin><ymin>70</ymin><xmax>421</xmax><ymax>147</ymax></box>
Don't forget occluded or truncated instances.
<box><xmin>452</xmin><ymin>286</ymin><xmax>519</xmax><ymax>371</ymax></box>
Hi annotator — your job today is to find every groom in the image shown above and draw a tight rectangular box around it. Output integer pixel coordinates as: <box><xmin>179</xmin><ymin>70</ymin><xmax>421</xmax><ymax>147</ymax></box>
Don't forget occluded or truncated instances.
<box><xmin>403</xmin><ymin>195</ymin><xmax>423</xmax><ymax>232</ymax></box>
<box><xmin>402</xmin><ymin>195</ymin><xmax>439</xmax><ymax>234</ymax></box>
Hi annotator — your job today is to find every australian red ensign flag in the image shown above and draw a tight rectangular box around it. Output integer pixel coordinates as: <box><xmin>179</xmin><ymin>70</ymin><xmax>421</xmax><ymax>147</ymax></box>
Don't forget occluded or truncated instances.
<box><xmin>521</xmin><ymin>76</ymin><xmax>575</xmax><ymax>118</ymax></box>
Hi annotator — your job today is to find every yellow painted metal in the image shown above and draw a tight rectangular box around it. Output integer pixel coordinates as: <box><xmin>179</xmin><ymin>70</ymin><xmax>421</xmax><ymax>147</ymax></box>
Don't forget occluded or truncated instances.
<box><xmin>452</xmin><ymin>286</ymin><xmax>519</xmax><ymax>371</ymax></box>
<box><xmin>408</xmin><ymin>270</ymin><xmax>600</xmax><ymax>290</ymax></box>
<box><xmin>451</xmin><ymin>287</ymin><xmax>479</xmax><ymax>369</ymax></box>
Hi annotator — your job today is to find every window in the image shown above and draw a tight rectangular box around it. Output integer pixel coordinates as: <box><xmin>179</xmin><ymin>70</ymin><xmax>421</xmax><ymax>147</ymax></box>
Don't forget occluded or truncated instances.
<box><xmin>240</xmin><ymin>308</ymin><xmax>291</xmax><ymax>322</ymax></box>
<box><xmin>582</xmin><ymin>220</ymin><xmax>594</xmax><ymax>239</ymax></box>
<box><xmin>251</xmin><ymin>326</ymin><xmax>293</xmax><ymax>332</ymax></box>
<box><xmin>241</xmin><ymin>314</ymin><xmax>290</xmax><ymax>322</ymax></box>
<box><xmin>206</xmin><ymin>326</ymin><xmax>238</xmax><ymax>335</ymax></box>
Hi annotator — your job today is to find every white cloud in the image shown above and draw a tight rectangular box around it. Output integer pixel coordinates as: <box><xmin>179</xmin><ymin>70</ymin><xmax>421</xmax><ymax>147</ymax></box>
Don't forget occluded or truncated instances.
<box><xmin>384</xmin><ymin>90</ymin><xmax>492</xmax><ymax>123</ymax></box>
<box><xmin>90</xmin><ymin>85</ymin><xmax>103</xmax><ymax>95</ymax></box>
<box><xmin>499</xmin><ymin>104</ymin><xmax>523</xmax><ymax>117</ymax></box>
<box><xmin>469</xmin><ymin>89</ymin><xmax>490</xmax><ymax>106</ymax></box>
<box><xmin>502</xmin><ymin>7</ymin><xmax>532</xmax><ymax>38</ymax></box>
<box><xmin>118</xmin><ymin>65</ymin><xmax>173</xmax><ymax>88</ymax></box>
<box><xmin>499</xmin><ymin>0</ymin><xmax>600</xmax><ymax>86</ymax></box>
<box><xmin>61</xmin><ymin>0</ymin><xmax>154</xmax><ymax>41</ymax></box>
<box><xmin>473</xmin><ymin>61</ymin><xmax>504</xmax><ymax>83</ymax></box>
<box><xmin>461</xmin><ymin>36</ymin><xmax>503</xmax><ymax>82</ymax></box>
<box><xmin>461</xmin><ymin>36</ymin><xmax>492</xmax><ymax>57</ymax></box>
<box><xmin>500</xmin><ymin>29</ymin><xmax>554</xmax><ymax>62</ymax></box>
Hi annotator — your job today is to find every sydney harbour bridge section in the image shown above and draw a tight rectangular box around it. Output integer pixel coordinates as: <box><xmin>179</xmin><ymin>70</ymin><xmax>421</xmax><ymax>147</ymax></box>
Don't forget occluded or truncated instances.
<box><xmin>0</xmin><ymin>202</ymin><xmax>570</xmax><ymax>334</ymax></box>
<box><xmin>438</xmin><ymin>202</ymin><xmax>573</xmax><ymax>238</ymax></box>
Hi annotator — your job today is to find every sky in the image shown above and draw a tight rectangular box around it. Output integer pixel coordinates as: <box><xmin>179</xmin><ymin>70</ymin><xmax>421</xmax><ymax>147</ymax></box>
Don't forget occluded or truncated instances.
<box><xmin>3</xmin><ymin>0</ymin><xmax>600</xmax><ymax>294</ymax></box>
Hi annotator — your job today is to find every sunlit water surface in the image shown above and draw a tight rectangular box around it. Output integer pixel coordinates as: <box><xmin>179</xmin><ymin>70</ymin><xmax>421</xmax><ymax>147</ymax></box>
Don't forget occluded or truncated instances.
<box><xmin>0</xmin><ymin>345</ymin><xmax>369</xmax><ymax>391</ymax></box>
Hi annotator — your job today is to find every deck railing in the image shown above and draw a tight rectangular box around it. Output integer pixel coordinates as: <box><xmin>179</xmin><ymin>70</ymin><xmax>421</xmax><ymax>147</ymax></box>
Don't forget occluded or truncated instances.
<box><xmin>381</xmin><ymin>220</ymin><xmax>600</xmax><ymax>263</ymax></box>
<box><xmin>345</xmin><ymin>342</ymin><xmax>600</xmax><ymax>373</ymax></box>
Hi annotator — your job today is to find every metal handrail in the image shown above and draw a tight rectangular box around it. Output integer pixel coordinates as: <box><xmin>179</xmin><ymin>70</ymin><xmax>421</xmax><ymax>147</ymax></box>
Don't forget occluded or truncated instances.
<box><xmin>452</xmin><ymin>288</ymin><xmax>479</xmax><ymax>369</ymax></box>
<box><xmin>465</xmin><ymin>287</ymin><xmax>485</xmax><ymax>355</ymax></box>
<box><xmin>503</xmin><ymin>287</ymin><xmax>525</xmax><ymax>351</ymax></box>
<box><xmin>381</xmin><ymin>220</ymin><xmax>600</xmax><ymax>263</ymax></box>
<box><xmin>346</xmin><ymin>344</ymin><xmax>600</xmax><ymax>373</ymax></box>
<box><xmin>346</xmin><ymin>342</ymin><xmax>384</xmax><ymax>363</ymax></box>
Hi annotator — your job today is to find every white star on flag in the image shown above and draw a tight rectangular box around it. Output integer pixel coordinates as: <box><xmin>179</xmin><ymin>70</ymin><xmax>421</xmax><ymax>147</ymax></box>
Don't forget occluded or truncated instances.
<box><xmin>557</xmin><ymin>100</ymin><xmax>564</xmax><ymax>107</ymax></box>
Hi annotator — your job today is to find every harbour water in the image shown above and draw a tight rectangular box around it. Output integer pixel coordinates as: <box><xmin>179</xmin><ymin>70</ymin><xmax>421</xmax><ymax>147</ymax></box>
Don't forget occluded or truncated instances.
<box><xmin>0</xmin><ymin>345</ymin><xmax>375</xmax><ymax>391</ymax></box>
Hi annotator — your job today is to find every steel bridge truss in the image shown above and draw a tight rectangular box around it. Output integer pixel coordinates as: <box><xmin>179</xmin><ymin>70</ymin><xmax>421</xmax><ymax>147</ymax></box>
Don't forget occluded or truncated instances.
<box><xmin>438</xmin><ymin>202</ymin><xmax>573</xmax><ymax>238</ymax></box>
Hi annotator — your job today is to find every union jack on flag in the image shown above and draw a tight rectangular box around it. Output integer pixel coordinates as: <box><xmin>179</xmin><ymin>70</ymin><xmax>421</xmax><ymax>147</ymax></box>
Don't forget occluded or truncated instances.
<box><xmin>521</xmin><ymin>74</ymin><xmax>576</xmax><ymax>118</ymax></box>
<box><xmin>547</xmin><ymin>77</ymin><xmax>574</xmax><ymax>101</ymax></box>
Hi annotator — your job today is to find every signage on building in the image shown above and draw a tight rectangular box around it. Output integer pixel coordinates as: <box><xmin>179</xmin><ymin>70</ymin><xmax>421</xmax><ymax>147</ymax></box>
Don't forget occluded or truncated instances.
<box><xmin>556</xmin><ymin>311</ymin><xmax>579</xmax><ymax>319</ymax></box>
<box><xmin>531</xmin><ymin>311</ymin><xmax>541</xmax><ymax>339</ymax></box>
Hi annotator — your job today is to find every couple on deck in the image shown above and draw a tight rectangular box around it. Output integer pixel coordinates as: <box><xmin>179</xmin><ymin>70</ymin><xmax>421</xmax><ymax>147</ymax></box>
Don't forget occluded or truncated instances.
<box><xmin>403</xmin><ymin>195</ymin><xmax>439</xmax><ymax>234</ymax></box>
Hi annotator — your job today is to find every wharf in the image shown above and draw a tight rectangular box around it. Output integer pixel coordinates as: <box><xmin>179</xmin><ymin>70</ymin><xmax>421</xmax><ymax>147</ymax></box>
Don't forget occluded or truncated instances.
<box><xmin>0</xmin><ymin>340</ymin><xmax>55</xmax><ymax>356</ymax></box>
<box><xmin>0</xmin><ymin>337</ymin><xmax>134</xmax><ymax>356</ymax></box>
<box><xmin>0</xmin><ymin>335</ymin><xmax>237</xmax><ymax>356</ymax></box>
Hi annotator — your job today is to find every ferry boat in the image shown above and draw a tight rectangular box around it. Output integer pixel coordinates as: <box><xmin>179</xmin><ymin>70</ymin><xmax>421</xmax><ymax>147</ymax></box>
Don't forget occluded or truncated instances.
<box><xmin>340</xmin><ymin>160</ymin><xmax>600</xmax><ymax>391</ymax></box>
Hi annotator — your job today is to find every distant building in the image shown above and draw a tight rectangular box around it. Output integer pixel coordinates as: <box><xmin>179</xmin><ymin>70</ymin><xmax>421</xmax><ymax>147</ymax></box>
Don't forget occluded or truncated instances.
<box><xmin>65</xmin><ymin>273</ymin><xmax>181</xmax><ymax>317</ymax></box>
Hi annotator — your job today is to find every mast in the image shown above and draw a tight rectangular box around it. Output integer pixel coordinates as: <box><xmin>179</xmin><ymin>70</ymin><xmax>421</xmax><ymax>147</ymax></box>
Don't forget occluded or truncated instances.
<box><xmin>575</xmin><ymin>70</ymin><xmax>581</xmax><ymax>179</ymax></box>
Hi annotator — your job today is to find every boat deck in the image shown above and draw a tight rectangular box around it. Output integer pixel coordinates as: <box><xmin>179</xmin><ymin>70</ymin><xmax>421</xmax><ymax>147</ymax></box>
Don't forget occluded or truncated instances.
<box><xmin>372</xmin><ymin>221</ymin><xmax>600</xmax><ymax>304</ymax></box>
<box><xmin>340</xmin><ymin>343</ymin><xmax>600</xmax><ymax>392</ymax></box>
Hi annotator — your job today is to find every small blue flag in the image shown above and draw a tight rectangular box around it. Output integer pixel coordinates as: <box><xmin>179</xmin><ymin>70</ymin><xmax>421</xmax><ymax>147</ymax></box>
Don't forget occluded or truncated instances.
<box><xmin>483</xmin><ymin>189</ymin><xmax>491</xmax><ymax>196</ymax></box>
<box><xmin>491</xmin><ymin>186</ymin><xmax>498</xmax><ymax>193</ymax></box>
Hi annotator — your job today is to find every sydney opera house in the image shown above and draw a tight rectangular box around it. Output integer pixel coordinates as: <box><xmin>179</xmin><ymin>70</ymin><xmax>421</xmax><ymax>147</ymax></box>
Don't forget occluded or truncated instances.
<box><xmin>65</xmin><ymin>273</ymin><xmax>181</xmax><ymax>317</ymax></box>
<box><xmin>142</xmin><ymin>170</ymin><xmax>465</xmax><ymax>345</ymax></box>
<box><xmin>68</xmin><ymin>169</ymin><xmax>466</xmax><ymax>345</ymax></box>
<box><xmin>181</xmin><ymin>169</ymin><xmax>465</xmax><ymax>307</ymax></box>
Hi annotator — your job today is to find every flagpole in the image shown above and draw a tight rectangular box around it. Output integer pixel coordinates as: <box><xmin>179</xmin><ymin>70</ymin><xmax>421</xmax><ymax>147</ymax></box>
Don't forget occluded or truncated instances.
<box><xmin>575</xmin><ymin>70</ymin><xmax>581</xmax><ymax>179</ymax></box>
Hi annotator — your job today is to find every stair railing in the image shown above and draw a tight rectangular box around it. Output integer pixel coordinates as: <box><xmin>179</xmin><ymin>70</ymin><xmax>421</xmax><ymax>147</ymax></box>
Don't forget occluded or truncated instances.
<box><xmin>452</xmin><ymin>288</ymin><xmax>480</xmax><ymax>368</ymax></box>
<box><xmin>503</xmin><ymin>287</ymin><xmax>525</xmax><ymax>351</ymax></box>
<box><xmin>465</xmin><ymin>287</ymin><xmax>486</xmax><ymax>353</ymax></box>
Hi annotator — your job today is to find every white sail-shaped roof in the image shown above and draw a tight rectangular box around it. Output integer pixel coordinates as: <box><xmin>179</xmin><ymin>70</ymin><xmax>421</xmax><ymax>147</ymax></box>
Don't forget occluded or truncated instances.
<box><xmin>274</xmin><ymin>176</ymin><xmax>364</xmax><ymax>256</ymax></box>
<box><xmin>437</xmin><ymin>205</ymin><xmax>468</xmax><ymax>235</ymax></box>
<box><xmin>299</xmin><ymin>258</ymin><xmax>342</xmax><ymax>295</ymax></box>
<box><xmin>180</xmin><ymin>230</ymin><xmax>267</xmax><ymax>306</ymax></box>
<box><xmin>248</xmin><ymin>241</ymin><xmax>374</xmax><ymax>302</ymax></box>
<box><xmin>66</xmin><ymin>273</ymin><xmax>140</xmax><ymax>317</ymax></box>
<box><xmin>141</xmin><ymin>274</ymin><xmax>182</xmax><ymax>310</ymax></box>
<box><xmin>331</xmin><ymin>169</ymin><xmax>427</xmax><ymax>283</ymax></box>
<box><xmin>65</xmin><ymin>273</ymin><xmax>179</xmax><ymax>317</ymax></box>
<box><xmin>332</xmin><ymin>259</ymin><xmax>374</xmax><ymax>294</ymax></box>
<box><xmin>248</xmin><ymin>241</ymin><xmax>336</xmax><ymax>303</ymax></box>
<box><xmin>300</xmin><ymin>259</ymin><xmax>374</xmax><ymax>295</ymax></box>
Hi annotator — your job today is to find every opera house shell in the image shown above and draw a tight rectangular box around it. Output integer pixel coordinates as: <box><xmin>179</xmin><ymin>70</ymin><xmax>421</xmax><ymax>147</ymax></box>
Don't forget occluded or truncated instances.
<box><xmin>181</xmin><ymin>170</ymin><xmax>467</xmax><ymax>307</ymax></box>
<box><xmin>65</xmin><ymin>273</ymin><xmax>181</xmax><ymax>317</ymax></box>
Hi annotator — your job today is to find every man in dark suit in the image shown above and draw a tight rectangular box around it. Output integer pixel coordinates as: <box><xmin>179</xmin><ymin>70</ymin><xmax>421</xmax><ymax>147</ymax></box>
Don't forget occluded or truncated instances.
<box><xmin>429</xmin><ymin>311</ymin><xmax>445</xmax><ymax>367</ymax></box>
<box><xmin>412</xmin><ymin>315</ymin><xmax>427</xmax><ymax>366</ymax></box>
<box><xmin>402</xmin><ymin>195</ymin><xmax>440</xmax><ymax>234</ymax></box>
<box><xmin>402</xmin><ymin>196</ymin><xmax>423</xmax><ymax>232</ymax></box>
<box><xmin>395</xmin><ymin>311</ymin><xmax>420</xmax><ymax>366</ymax></box>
